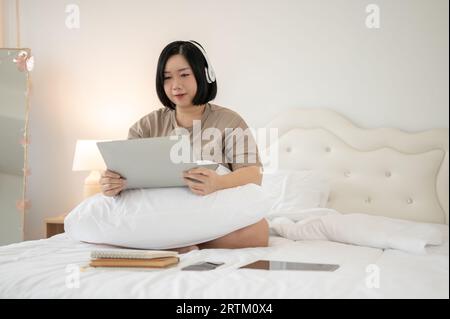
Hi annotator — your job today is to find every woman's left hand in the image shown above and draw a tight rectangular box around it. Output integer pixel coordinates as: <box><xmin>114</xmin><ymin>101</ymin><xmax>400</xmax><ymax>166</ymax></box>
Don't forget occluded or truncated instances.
<box><xmin>183</xmin><ymin>167</ymin><xmax>222</xmax><ymax>196</ymax></box>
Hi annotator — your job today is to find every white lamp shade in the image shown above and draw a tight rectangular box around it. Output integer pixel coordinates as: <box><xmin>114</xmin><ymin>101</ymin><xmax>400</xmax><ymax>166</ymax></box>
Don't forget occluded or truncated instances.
<box><xmin>72</xmin><ymin>140</ymin><xmax>108</xmax><ymax>171</ymax></box>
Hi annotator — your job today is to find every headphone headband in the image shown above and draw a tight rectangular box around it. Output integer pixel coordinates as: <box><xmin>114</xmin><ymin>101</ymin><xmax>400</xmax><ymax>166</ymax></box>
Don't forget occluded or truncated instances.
<box><xmin>187</xmin><ymin>40</ymin><xmax>216</xmax><ymax>84</ymax></box>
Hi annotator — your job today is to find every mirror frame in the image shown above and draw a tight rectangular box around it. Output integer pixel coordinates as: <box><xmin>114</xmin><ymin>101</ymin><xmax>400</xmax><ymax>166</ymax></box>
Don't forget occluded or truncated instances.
<box><xmin>0</xmin><ymin>47</ymin><xmax>32</xmax><ymax>241</ymax></box>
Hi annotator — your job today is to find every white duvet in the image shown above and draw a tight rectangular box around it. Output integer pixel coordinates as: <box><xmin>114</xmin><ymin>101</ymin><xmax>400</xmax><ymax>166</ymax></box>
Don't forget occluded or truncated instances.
<box><xmin>0</xmin><ymin>222</ymin><xmax>448</xmax><ymax>298</ymax></box>
<box><xmin>269</xmin><ymin>208</ymin><xmax>444</xmax><ymax>254</ymax></box>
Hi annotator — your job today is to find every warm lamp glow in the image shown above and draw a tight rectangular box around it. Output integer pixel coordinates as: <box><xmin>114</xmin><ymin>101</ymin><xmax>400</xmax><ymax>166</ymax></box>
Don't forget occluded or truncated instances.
<box><xmin>72</xmin><ymin>140</ymin><xmax>107</xmax><ymax>171</ymax></box>
<box><xmin>72</xmin><ymin>140</ymin><xmax>110</xmax><ymax>198</ymax></box>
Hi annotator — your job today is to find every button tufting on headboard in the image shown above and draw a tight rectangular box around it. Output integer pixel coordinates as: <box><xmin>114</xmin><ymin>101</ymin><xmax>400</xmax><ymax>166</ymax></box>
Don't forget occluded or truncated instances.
<box><xmin>264</xmin><ymin>108</ymin><xmax>449</xmax><ymax>224</ymax></box>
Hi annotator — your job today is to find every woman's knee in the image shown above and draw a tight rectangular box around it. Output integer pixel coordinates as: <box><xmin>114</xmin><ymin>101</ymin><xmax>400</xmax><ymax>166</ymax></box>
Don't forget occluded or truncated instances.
<box><xmin>237</xmin><ymin>218</ymin><xmax>269</xmax><ymax>248</ymax></box>
<box><xmin>198</xmin><ymin>218</ymin><xmax>269</xmax><ymax>249</ymax></box>
<box><xmin>256</xmin><ymin>218</ymin><xmax>269</xmax><ymax>247</ymax></box>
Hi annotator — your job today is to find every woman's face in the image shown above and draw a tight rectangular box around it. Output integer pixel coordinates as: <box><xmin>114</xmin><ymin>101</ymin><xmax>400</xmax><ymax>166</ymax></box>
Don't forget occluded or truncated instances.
<box><xmin>163</xmin><ymin>54</ymin><xmax>198</xmax><ymax>109</ymax></box>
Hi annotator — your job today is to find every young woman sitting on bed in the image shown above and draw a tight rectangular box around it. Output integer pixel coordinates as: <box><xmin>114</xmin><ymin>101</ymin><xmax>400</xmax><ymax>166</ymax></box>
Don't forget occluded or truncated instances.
<box><xmin>99</xmin><ymin>40</ymin><xmax>268</xmax><ymax>253</ymax></box>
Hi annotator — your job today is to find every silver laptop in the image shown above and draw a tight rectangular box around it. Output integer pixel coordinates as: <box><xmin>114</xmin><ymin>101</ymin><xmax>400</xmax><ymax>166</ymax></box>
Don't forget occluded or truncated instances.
<box><xmin>96</xmin><ymin>136</ymin><xmax>218</xmax><ymax>189</ymax></box>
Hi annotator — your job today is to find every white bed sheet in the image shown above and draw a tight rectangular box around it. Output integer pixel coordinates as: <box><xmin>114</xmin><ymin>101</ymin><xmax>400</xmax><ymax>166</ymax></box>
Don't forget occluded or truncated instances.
<box><xmin>0</xmin><ymin>224</ymin><xmax>448</xmax><ymax>299</ymax></box>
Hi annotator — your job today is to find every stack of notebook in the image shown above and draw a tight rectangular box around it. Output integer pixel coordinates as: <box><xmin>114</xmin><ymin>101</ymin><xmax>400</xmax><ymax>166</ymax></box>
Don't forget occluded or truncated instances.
<box><xmin>89</xmin><ymin>249</ymin><xmax>179</xmax><ymax>268</ymax></box>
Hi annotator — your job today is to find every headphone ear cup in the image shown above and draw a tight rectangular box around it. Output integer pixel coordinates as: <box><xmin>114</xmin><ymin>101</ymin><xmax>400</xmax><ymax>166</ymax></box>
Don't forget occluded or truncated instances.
<box><xmin>188</xmin><ymin>40</ymin><xmax>216</xmax><ymax>83</ymax></box>
<box><xmin>207</xmin><ymin>66</ymin><xmax>216</xmax><ymax>83</ymax></box>
<box><xmin>205</xmin><ymin>66</ymin><xmax>216</xmax><ymax>83</ymax></box>
<box><xmin>205</xmin><ymin>67</ymin><xmax>214</xmax><ymax>83</ymax></box>
<box><xmin>205</xmin><ymin>67</ymin><xmax>211</xmax><ymax>83</ymax></box>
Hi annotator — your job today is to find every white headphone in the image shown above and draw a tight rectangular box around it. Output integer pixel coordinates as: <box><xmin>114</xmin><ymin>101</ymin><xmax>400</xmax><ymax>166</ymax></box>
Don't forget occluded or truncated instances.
<box><xmin>187</xmin><ymin>40</ymin><xmax>216</xmax><ymax>84</ymax></box>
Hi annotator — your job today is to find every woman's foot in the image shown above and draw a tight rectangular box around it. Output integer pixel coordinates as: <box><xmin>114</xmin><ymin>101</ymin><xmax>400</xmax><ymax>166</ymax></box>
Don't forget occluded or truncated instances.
<box><xmin>171</xmin><ymin>245</ymin><xmax>199</xmax><ymax>254</ymax></box>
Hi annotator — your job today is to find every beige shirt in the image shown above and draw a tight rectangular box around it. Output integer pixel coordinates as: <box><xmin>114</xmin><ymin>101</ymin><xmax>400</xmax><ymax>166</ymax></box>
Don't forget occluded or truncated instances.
<box><xmin>128</xmin><ymin>103</ymin><xmax>262</xmax><ymax>171</ymax></box>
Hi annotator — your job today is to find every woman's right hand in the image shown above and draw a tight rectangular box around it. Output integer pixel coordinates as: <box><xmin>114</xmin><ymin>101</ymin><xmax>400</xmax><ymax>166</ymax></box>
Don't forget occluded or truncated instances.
<box><xmin>100</xmin><ymin>170</ymin><xmax>127</xmax><ymax>196</ymax></box>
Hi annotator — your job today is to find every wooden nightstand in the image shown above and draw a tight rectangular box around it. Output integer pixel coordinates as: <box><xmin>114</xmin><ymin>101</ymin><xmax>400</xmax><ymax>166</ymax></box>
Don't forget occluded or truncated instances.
<box><xmin>45</xmin><ymin>214</ymin><xmax>67</xmax><ymax>238</ymax></box>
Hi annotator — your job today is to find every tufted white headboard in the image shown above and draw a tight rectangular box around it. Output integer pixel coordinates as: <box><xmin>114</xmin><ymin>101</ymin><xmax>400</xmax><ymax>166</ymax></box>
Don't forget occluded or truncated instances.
<box><xmin>264</xmin><ymin>108</ymin><xmax>449</xmax><ymax>225</ymax></box>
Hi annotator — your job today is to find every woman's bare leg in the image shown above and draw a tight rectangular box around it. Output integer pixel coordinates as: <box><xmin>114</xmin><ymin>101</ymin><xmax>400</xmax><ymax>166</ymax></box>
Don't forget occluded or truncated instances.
<box><xmin>169</xmin><ymin>218</ymin><xmax>269</xmax><ymax>253</ymax></box>
<box><xmin>198</xmin><ymin>218</ymin><xmax>269</xmax><ymax>249</ymax></box>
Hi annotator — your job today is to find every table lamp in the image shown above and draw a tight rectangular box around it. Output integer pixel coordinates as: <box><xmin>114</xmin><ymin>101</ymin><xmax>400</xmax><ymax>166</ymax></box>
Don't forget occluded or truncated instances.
<box><xmin>72</xmin><ymin>140</ymin><xmax>108</xmax><ymax>198</ymax></box>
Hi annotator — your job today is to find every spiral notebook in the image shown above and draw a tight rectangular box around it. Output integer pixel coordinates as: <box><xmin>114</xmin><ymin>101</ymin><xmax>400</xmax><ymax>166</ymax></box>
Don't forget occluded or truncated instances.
<box><xmin>90</xmin><ymin>249</ymin><xmax>178</xmax><ymax>260</ymax></box>
<box><xmin>90</xmin><ymin>249</ymin><xmax>179</xmax><ymax>269</ymax></box>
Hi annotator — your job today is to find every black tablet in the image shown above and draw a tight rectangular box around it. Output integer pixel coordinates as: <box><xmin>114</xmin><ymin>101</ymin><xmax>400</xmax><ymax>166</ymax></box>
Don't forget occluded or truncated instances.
<box><xmin>239</xmin><ymin>260</ymin><xmax>339</xmax><ymax>271</ymax></box>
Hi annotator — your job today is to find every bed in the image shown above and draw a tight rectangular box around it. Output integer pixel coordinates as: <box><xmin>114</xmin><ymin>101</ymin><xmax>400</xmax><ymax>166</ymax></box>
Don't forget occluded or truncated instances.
<box><xmin>0</xmin><ymin>108</ymin><xmax>448</xmax><ymax>299</ymax></box>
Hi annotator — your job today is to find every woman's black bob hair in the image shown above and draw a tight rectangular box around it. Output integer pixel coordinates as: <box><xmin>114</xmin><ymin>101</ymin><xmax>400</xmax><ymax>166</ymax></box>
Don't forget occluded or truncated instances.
<box><xmin>156</xmin><ymin>40</ymin><xmax>217</xmax><ymax>110</ymax></box>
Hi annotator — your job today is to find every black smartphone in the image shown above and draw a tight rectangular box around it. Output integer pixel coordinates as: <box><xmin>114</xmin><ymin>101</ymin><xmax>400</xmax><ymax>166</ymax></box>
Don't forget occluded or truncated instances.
<box><xmin>181</xmin><ymin>261</ymin><xmax>225</xmax><ymax>271</ymax></box>
<box><xmin>239</xmin><ymin>260</ymin><xmax>339</xmax><ymax>272</ymax></box>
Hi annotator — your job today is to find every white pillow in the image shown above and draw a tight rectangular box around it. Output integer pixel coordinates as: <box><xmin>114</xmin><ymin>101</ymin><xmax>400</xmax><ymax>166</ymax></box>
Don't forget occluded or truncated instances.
<box><xmin>64</xmin><ymin>183</ymin><xmax>273</xmax><ymax>249</ymax></box>
<box><xmin>262</xmin><ymin>170</ymin><xmax>330</xmax><ymax>219</ymax></box>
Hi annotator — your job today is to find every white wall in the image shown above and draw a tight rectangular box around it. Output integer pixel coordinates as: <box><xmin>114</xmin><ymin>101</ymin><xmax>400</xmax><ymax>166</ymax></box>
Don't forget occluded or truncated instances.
<box><xmin>18</xmin><ymin>0</ymin><xmax>448</xmax><ymax>240</ymax></box>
